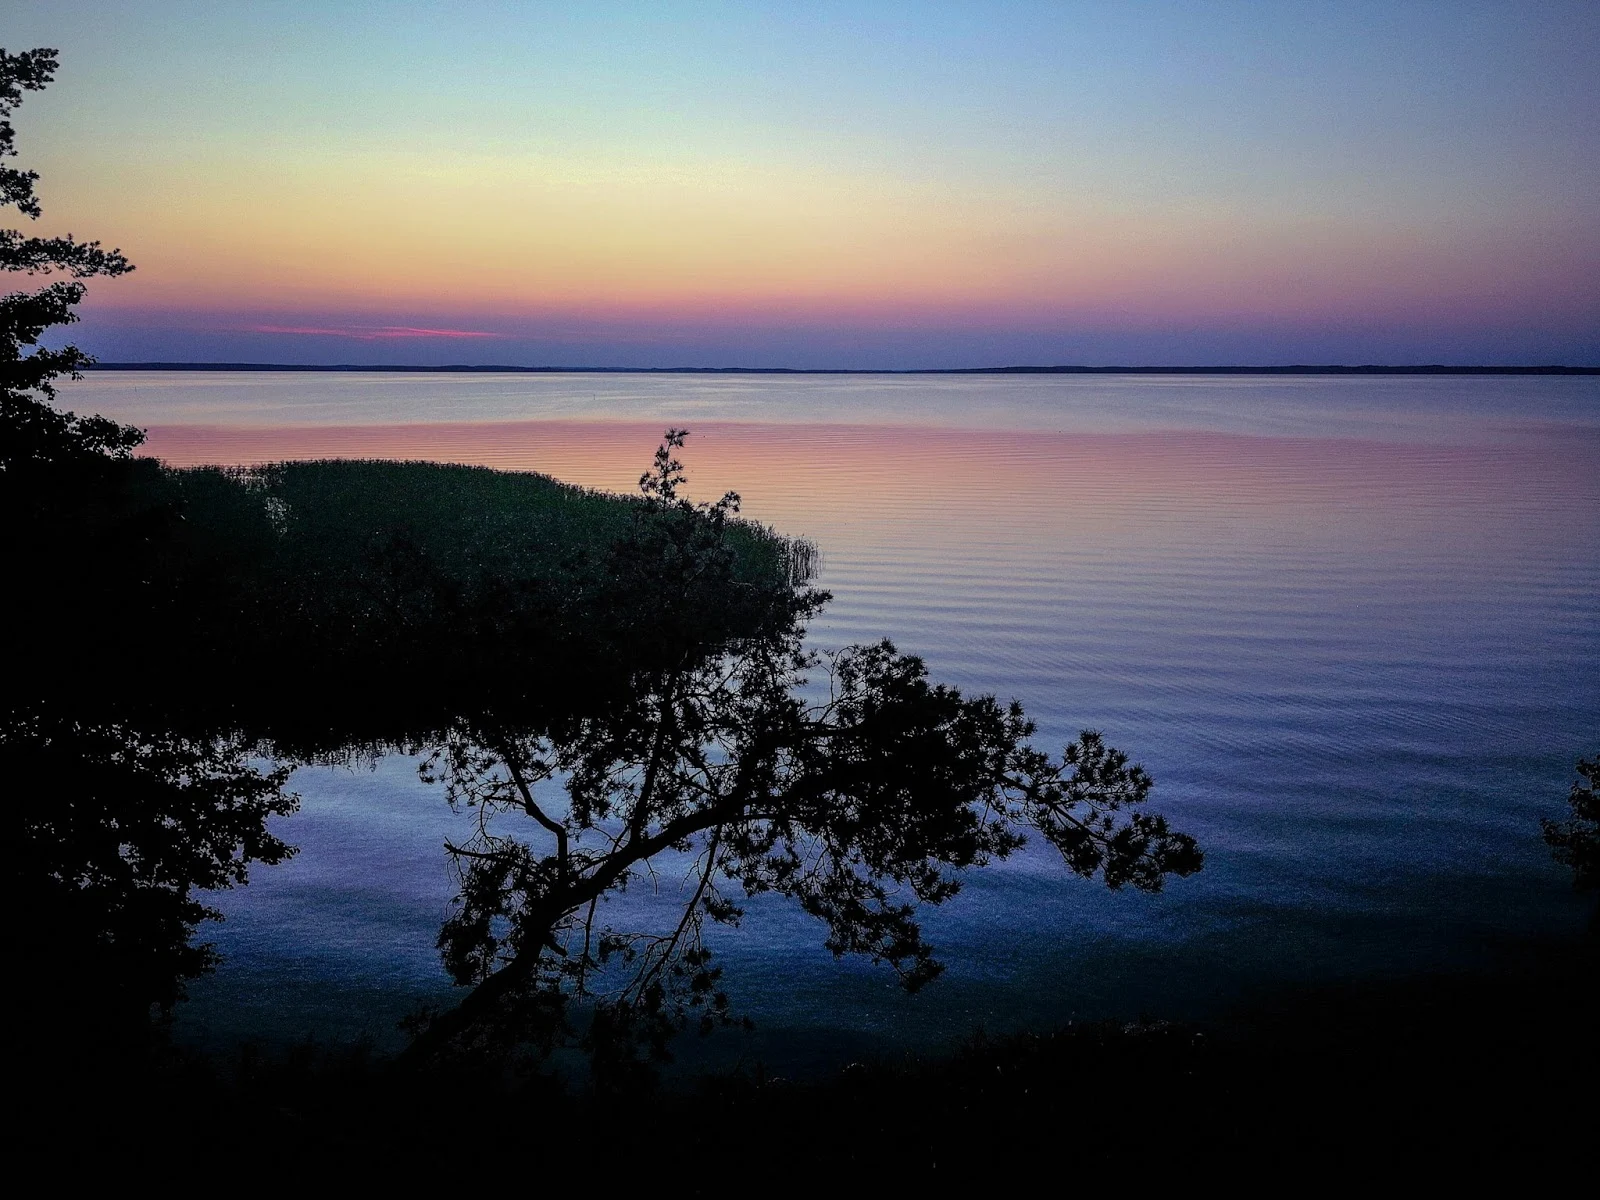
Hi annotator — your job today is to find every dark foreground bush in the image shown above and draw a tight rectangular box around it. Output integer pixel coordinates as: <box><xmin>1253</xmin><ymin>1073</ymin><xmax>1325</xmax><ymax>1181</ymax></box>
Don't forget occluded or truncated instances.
<box><xmin>17</xmin><ymin>938</ymin><xmax>1593</xmax><ymax>1184</ymax></box>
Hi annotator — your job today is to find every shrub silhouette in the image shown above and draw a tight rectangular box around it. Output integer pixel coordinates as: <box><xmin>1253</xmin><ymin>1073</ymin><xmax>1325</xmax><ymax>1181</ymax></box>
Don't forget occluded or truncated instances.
<box><xmin>1543</xmin><ymin>754</ymin><xmax>1599</xmax><ymax>931</ymax></box>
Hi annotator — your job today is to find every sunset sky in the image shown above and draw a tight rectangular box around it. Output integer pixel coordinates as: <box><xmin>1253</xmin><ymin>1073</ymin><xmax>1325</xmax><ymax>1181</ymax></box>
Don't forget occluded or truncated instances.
<box><xmin>9</xmin><ymin>1</ymin><xmax>1599</xmax><ymax>367</ymax></box>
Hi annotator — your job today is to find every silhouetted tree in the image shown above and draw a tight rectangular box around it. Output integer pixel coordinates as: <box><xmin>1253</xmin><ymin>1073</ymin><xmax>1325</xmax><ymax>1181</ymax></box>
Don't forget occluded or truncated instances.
<box><xmin>13</xmin><ymin>718</ymin><xmax>297</xmax><ymax>1045</ymax></box>
<box><xmin>3</xmin><ymin>48</ymin><xmax>298</xmax><ymax>1046</ymax></box>
<box><xmin>1543</xmin><ymin>754</ymin><xmax>1599</xmax><ymax>932</ymax></box>
<box><xmin>2</xmin><ymin>47</ymin><xmax>133</xmax><ymax>425</ymax></box>
<box><xmin>405</xmin><ymin>432</ymin><xmax>1203</xmax><ymax>1080</ymax></box>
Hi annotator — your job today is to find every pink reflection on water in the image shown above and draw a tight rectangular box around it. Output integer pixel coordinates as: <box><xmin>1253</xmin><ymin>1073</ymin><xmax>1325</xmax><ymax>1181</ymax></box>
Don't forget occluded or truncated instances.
<box><xmin>141</xmin><ymin>419</ymin><xmax>1594</xmax><ymax>539</ymax></box>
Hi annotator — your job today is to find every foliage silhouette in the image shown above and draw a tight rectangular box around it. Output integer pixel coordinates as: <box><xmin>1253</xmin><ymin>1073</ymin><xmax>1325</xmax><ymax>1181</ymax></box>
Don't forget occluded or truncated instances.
<box><xmin>1543</xmin><ymin>753</ymin><xmax>1598</xmax><ymax>930</ymax></box>
<box><xmin>14</xmin><ymin>719</ymin><xmax>296</xmax><ymax>1046</ymax></box>
<box><xmin>1</xmin><ymin>48</ymin><xmax>132</xmax><ymax>407</ymax></box>
<box><xmin>3</xmin><ymin>48</ymin><xmax>299</xmax><ymax>1041</ymax></box>
<box><xmin>402</xmin><ymin>431</ymin><xmax>1202</xmax><ymax>1079</ymax></box>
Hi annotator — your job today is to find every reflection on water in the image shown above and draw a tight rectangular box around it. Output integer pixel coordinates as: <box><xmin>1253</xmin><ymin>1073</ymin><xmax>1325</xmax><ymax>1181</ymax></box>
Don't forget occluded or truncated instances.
<box><xmin>77</xmin><ymin>368</ymin><xmax>1600</xmax><ymax>443</ymax></box>
<box><xmin>61</xmin><ymin>373</ymin><xmax>1600</xmax><ymax>1056</ymax></box>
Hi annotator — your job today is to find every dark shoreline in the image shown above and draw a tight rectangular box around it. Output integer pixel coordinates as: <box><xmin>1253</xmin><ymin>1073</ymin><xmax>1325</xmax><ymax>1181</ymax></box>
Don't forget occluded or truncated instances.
<box><xmin>24</xmin><ymin>934</ymin><xmax>1595</xmax><ymax>1175</ymax></box>
<box><xmin>84</xmin><ymin>362</ymin><xmax>1600</xmax><ymax>376</ymax></box>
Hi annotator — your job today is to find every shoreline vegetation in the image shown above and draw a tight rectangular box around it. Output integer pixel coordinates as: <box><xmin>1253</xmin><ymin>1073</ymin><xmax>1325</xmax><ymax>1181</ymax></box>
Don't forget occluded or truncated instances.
<box><xmin>84</xmin><ymin>362</ymin><xmax>1600</xmax><ymax>375</ymax></box>
<box><xmin>9</xmin><ymin>424</ymin><xmax>1201</xmax><ymax>1082</ymax></box>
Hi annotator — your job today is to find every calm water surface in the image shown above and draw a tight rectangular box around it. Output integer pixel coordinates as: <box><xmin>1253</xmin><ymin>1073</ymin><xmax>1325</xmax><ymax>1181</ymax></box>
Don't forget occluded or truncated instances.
<box><xmin>62</xmin><ymin>371</ymin><xmax>1600</xmax><ymax>1060</ymax></box>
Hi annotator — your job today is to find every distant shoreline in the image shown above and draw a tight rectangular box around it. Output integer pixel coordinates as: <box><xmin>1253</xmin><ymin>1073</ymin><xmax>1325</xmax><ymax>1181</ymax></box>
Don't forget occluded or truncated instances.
<box><xmin>84</xmin><ymin>362</ymin><xmax>1600</xmax><ymax>376</ymax></box>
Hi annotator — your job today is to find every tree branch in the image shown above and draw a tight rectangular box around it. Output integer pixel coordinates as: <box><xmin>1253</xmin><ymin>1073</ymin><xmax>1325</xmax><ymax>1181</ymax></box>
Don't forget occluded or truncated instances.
<box><xmin>498</xmin><ymin>741</ymin><xmax>567</xmax><ymax>876</ymax></box>
<box><xmin>629</xmin><ymin>823</ymin><xmax>724</xmax><ymax>1001</ymax></box>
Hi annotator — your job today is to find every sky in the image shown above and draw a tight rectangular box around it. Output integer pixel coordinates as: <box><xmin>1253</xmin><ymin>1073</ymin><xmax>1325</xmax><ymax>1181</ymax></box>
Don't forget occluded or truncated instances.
<box><xmin>7</xmin><ymin>0</ymin><xmax>1599</xmax><ymax>367</ymax></box>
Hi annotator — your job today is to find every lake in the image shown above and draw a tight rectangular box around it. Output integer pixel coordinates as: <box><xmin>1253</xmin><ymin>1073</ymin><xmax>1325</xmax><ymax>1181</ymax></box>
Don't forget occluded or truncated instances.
<box><xmin>61</xmin><ymin>370</ymin><xmax>1600</xmax><ymax>1064</ymax></box>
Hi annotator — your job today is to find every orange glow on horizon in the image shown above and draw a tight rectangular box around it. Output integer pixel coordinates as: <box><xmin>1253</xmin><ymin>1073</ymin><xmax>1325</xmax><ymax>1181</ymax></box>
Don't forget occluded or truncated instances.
<box><xmin>50</xmin><ymin>145</ymin><xmax>1597</xmax><ymax>339</ymax></box>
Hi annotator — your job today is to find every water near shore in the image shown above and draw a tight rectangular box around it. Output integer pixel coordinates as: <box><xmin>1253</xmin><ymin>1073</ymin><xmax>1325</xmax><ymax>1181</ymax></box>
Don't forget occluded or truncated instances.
<box><xmin>61</xmin><ymin>371</ymin><xmax>1600</xmax><ymax>1058</ymax></box>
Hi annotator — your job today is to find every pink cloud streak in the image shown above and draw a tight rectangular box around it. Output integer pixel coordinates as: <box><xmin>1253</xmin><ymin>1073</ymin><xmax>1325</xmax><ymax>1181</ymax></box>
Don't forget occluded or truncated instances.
<box><xmin>247</xmin><ymin>324</ymin><xmax>505</xmax><ymax>340</ymax></box>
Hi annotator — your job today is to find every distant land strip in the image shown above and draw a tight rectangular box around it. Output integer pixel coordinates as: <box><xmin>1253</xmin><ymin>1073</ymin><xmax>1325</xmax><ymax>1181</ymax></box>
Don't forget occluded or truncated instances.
<box><xmin>85</xmin><ymin>362</ymin><xmax>1599</xmax><ymax>375</ymax></box>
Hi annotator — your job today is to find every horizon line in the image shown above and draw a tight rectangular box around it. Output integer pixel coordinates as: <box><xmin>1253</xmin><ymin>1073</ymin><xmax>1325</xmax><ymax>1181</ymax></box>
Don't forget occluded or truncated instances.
<box><xmin>82</xmin><ymin>362</ymin><xmax>1600</xmax><ymax>376</ymax></box>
